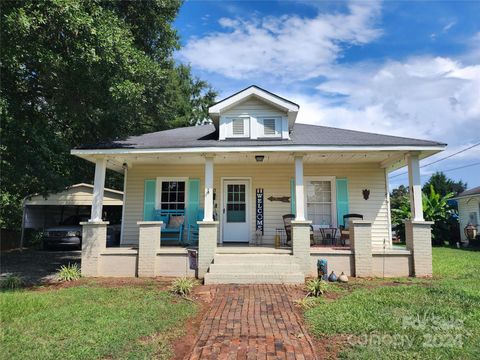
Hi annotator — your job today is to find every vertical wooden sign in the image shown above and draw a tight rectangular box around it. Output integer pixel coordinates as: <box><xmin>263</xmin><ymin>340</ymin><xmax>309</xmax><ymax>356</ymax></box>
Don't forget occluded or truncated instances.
<box><xmin>256</xmin><ymin>188</ymin><xmax>264</xmax><ymax>234</ymax></box>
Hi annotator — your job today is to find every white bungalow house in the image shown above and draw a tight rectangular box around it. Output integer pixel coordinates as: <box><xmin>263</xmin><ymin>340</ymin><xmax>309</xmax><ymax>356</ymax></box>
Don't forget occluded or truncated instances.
<box><xmin>72</xmin><ymin>86</ymin><xmax>445</xmax><ymax>283</ymax></box>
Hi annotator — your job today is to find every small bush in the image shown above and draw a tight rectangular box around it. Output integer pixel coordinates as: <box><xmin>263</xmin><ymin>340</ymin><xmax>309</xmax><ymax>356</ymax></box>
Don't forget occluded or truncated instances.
<box><xmin>0</xmin><ymin>274</ymin><xmax>24</xmax><ymax>290</ymax></box>
<box><xmin>305</xmin><ymin>278</ymin><xmax>329</xmax><ymax>297</ymax></box>
<box><xmin>170</xmin><ymin>277</ymin><xmax>196</xmax><ymax>297</ymax></box>
<box><xmin>294</xmin><ymin>296</ymin><xmax>318</xmax><ymax>309</ymax></box>
<box><xmin>57</xmin><ymin>263</ymin><xmax>81</xmax><ymax>281</ymax></box>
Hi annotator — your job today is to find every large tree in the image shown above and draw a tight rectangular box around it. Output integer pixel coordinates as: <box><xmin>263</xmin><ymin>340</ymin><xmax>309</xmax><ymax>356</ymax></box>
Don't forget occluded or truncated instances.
<box><xmin>422</xmin><ymin>171</ymin><xmax>467</xmax><ymax>197</ymax></box>
<box><xmin>0</xmin><ymin>0</ymin><xmax>216</xmax><ymax>229</ymax></box>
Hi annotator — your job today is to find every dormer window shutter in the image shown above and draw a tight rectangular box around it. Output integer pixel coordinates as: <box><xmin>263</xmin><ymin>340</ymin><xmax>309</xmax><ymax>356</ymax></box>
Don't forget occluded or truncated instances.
<box><xmin>232</xmin><ymin>118</ymin><xmax>245</xmax><ymax>136</ymax></box>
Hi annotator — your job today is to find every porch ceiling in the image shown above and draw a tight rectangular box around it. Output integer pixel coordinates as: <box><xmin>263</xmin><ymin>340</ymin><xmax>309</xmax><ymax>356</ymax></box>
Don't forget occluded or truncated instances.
<box><xmin>80</xmin><ymin>150</ymin><xmax>439</xmax><ymax>174</ymax></box>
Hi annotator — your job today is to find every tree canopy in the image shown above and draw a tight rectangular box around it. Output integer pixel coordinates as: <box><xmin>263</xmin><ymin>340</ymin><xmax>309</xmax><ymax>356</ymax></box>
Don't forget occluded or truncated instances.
<box><xmin>422</xmin><ymin>172</ymin><xmax>467</xmax><ymax>197</ymax></box>
<box><xmin>0</xmin><ymin>0</ymin><xmax>217</xmax><ymax>229</ymax></box>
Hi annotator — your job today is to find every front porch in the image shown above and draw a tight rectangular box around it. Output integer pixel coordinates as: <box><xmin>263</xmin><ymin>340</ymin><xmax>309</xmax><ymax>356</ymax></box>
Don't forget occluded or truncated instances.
<box><xmin>78</xmin><ymin>151</ymin><xmax>433</xmax><ymax>283</ymax></box>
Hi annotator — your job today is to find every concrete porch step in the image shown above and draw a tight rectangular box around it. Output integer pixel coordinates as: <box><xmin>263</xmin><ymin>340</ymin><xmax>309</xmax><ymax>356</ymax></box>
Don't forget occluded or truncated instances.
<box><xmin>213</xmin><ymin>254</ymin><xmax>298</xmax><ymax>264</ymax></box>
<box><xmin>204</xmin><ymin>272</ymin><xmax>305</xmax><ymax>284</ymax></box>
<box><xmin>209</xmin><ymin>262</ymin><xmax>302</xmax><ymax>273</ymax></box>
<box><xmin>204</xmin><ymin>252</ymin><xmax>305</xmax><ymax>284</ymax></box>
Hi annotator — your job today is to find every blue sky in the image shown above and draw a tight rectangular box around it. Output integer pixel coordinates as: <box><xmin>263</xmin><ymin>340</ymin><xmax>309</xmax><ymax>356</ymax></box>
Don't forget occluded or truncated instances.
<box><xmin>174</xmin><ymin>0</ymin><xmax>480</xmax><ymax>190</ymax></box>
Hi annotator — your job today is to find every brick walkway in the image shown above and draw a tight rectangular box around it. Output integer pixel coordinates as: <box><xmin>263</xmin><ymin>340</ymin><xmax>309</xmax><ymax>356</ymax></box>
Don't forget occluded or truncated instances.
<box><xmin>188</xmin><ymin>285</ymin><xmax>317</xmax><ymax>359</ymax></box>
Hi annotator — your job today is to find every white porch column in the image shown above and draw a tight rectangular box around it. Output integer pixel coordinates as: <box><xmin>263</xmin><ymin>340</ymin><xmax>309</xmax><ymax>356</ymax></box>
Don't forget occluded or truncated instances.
<box><xmin>90</xmin><ymin>158</ymin><xmax>107</xmax><ymax>222</ymax></box>
<box><xmin>294</xmin><ymin>155</ymin><xmax>305</xmax><ymax>221</ymax></box>
<box><xmin>203</xmin><ymin>156</ymin><xmax>214</xmax><ymax>221</ymax></box>
<box><xmin>407</xmin><ymin>153</ymin><xmax>424</xmax><ymax>221</ymax></box>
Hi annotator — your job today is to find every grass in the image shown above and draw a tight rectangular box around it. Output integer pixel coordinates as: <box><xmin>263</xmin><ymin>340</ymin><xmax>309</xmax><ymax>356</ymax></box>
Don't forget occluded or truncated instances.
<box><xmin>0</xmin><ymin>282</ymin><xmax>197</xmax><ymax>359</ymax></box>
<box><xmin>304</xmin><ymin>247</ymin><xmax>480</xmax><ymax>359</ymax></box>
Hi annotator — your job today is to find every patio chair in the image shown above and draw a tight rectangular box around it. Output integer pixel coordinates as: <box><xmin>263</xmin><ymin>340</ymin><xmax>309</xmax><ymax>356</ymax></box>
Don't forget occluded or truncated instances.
<box><xmin>282</xmin><ymin>214</ymin><xmax>315</xmax><ymax>246</ymax></box>
<box><xmin>187</xmin><ymin>209</ymin><xmax>204</xmax><ymax>246</ymax></box>
<box><xmin>154</xmin><ymin>209</ymin><xmax>185</xmax><ymax>244</ymax></box>
<box><xmin>339</xmin><ymin>213</ymin><xmax>364</xmax><ymax>246</ymax></box>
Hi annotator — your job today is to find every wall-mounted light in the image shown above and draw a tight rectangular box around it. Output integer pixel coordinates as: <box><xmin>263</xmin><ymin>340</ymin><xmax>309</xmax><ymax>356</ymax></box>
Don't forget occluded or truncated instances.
<box><xmin>362</xmin><ymin>189</ymin><xmax>370</xmax><ymax>200</ymax></box>
<box><xmin>255</xmin><ymin>155</ymin><xmax>265</xmax><ymax>162</ymax></box>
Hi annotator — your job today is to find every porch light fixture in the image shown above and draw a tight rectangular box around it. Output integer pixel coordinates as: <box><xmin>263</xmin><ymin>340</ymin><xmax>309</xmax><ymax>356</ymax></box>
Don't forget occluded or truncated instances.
<box><xmin>255</xmin><ymin>155</ymin><xmax>265</xmax><ymax>162</ymax></box>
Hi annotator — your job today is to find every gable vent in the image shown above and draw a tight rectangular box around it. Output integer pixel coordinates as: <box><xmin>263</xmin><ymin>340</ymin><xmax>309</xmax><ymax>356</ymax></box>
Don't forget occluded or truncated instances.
<box><xmin>263</xmin><ymin>118</ymin><xmax>276</xmax><ymax>135</ymax></box>
<box><xmin>232</xmin><ymin>118</ymin><xmax>245</xmax><ymax>135</ymax></box>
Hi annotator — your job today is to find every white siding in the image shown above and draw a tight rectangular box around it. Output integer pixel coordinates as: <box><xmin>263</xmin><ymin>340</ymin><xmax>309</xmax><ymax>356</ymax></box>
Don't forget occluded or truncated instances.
<box><xmin>122</xmin><ymin>163</ymin><xmax>390</xmax><ymax>250</ymax></box>
<box><xmin>458</xmin><ymin>196</ymin><xmax>480</xmax><ymax>242</ymax></box>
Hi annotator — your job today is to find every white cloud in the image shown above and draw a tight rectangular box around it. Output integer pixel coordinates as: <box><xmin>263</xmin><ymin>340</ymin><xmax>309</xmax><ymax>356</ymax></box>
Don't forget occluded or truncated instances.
<box><xmin>179</xmin><ymin>1</ymin><xmax>382</xmax><ymax>80</ymax></box>
<box><xmin>443</xmin><ymin>21</ymin><xmax>456</xmax><ymax>33</ymax></box>
<box><xmin>289</xmin><ymin>56</ymin><xmax>480</xmax><ymax>153</ymax></box>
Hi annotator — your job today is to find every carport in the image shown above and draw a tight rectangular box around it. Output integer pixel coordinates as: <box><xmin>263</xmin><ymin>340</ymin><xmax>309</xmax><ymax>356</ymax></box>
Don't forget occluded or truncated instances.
<box><xmin>21</xmin><ymin>183</ymin><xmax>123</xmax><ymax>247</ymax></box>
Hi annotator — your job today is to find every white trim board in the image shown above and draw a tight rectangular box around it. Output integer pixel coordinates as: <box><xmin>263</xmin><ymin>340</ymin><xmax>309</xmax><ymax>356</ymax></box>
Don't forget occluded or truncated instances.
<box><xmin>72</xmin><ymin>145</ymin><xmax>445</xmax><ymax>156</ymax></box>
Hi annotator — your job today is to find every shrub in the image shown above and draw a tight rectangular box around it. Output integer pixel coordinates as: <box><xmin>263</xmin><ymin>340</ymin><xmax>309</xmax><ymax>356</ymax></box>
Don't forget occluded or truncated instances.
<box><xmin>0</xmin><ymin>274</ymin><xmax>24</xmax><ymax>290</ymax></box>
<box><xmin>305</xmin><ymin>278</ymin><xmax>329</xmax><ymax>297</ymax></box>
<box><xmin>170</xmin><ymin>277</ymin><xmax>196</xmax><ymax>297</ymax></box>
<box><xmin>294</xmin><ymin>296</ymin><xmax>318</xmax><ymax>309</ymax></box>
<box><xmin>57</xmin><ymin>263</ymin><xmax>81</xmax><ymax>281</ymax></box>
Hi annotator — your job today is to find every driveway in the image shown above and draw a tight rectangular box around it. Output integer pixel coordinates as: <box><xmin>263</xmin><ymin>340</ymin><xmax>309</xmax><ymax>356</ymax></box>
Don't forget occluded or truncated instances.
<box><xmin>0</xmin><ymin>249</ymin><xmax>81</xmax><ymax>285</ymax></box>
<box><xmin>188</xmin><ymin>285</ymin><xmax>317</xmax><ymax>360</ymax></box>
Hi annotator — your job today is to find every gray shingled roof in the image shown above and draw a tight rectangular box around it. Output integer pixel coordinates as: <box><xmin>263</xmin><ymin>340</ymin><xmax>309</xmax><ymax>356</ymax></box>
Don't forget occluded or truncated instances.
<box><xmin>455</xmin><ymin>186</ymin><xmax>480</xmax><ymax>198</ymax></box>
<box><xmin>76</xmin><ymin>123</ymin><xmax>445</xmax><ymax>149</ymax></box>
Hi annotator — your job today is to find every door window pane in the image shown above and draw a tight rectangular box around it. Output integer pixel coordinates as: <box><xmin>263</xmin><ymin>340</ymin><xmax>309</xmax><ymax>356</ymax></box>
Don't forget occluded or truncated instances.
<box><xmin>226</xmin><ymin>184</ymin><xmax>246</xmax><ymax>223</ymax></box>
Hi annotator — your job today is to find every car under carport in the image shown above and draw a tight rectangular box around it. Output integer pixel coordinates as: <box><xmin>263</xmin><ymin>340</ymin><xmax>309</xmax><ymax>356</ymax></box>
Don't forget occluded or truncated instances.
<box><xmin>20</xmin><ymin>183</ymin><xmax>123</xmax><ymax>248</ymax></box>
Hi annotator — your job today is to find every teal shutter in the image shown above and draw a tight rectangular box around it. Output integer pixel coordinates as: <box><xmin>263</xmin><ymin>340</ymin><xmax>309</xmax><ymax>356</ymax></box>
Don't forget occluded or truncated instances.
<box><xmin>187</xmin><ymin>179</ymin><xmax>200</xmax><ymax>225</ymax></box>
<box><xmin>143</xmin><ymin>179</ymin><xmax>156</xmax><ymax>221</ymax></box>
<box><xmin>336</xmin><ymin>178</ymin><xmax>349</xmax><ymax>227</ymax></box>
<box><xmin>290</xmin><ymin>178</ymin><xmax>295</xmax><ymax>214</ymax></box>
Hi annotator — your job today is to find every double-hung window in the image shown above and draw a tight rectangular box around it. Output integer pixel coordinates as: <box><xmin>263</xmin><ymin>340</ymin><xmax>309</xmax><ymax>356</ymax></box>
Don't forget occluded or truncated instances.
<box><xmin>157</xmin><ymin>179</ymin><xmax>186</xmax><ymax>210</ymax></box>
<box><xmin>260</xmin><ymin>117</ymin><xmax>281</xmax><ymax>138</ymax></box>
<box><xmin>305</xmin><ymin>177</ymin><xmax>336</xmax><ymax>226</ymax></box>
<box><xmin>228</xmin><ymin>117</ymin><xmax>249</xmax><ymax>137</ymax></box>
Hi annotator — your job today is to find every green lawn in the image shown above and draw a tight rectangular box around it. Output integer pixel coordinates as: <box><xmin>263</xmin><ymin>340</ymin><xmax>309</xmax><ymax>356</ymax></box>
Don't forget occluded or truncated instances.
<box><xmin>305</xmin><ymin>248</ymin><xmax>480</xmax><ymax>359</ymax></box>
<box><xmin>0</xmin><ymin>282</ymin><xmax>197</xmax><ymax>360</ymax></box>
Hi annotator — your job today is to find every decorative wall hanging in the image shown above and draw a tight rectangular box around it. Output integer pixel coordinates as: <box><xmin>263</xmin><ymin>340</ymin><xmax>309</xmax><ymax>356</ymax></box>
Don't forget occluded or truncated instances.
<box><xmin>256</xmin><ymin>188</ymin><xmax>264</xmax><ymax>234</ymax></box>
<box><xmin>267</xmin><ymin>196</ymin><xmax>290</xmax><ymax>203</ymax></box>
<box><xmin>362</xmin><ymin>189</ymin><xmax>370</xmax><ymax>200</ymax></box>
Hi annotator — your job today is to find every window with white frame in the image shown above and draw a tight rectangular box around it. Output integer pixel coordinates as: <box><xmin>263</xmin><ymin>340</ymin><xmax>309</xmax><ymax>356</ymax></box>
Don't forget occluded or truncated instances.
<box><xmin>260</xmin><ymin>117</ymin><xmax>281</xmax><ymax>137</ymax></box>
<box><xmin>158</xmin><ymin>179</ymin><xmax>186</xmax><ymax>210</ymax></box>
<box><xmin>228</xmin><ymin>117</ymin><xmax>249</xmax><ymax>137</ymax></box>
<box><xmin>305</xmin><ymin>177</ymin><xmax>336</xmax><ymax>226</ymax></box>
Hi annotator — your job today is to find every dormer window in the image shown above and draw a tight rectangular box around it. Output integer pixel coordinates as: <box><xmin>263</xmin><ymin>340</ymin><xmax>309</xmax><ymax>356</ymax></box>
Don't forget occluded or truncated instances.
<box><xmin>260</xmin><ymin>118</ymin><xmax>281</xmax><ymax>138</ymax></box>
<box><xmin>226</xmin><ymin>117</ymin><xmax>249</xmax><ymax>138</ymax></box>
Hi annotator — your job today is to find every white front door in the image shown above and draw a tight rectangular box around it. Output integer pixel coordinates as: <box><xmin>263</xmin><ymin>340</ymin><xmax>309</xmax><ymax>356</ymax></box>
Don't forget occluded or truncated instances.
<box><xmin>222</xmin><ymin>180</ymin><xmax>250</xmax><ymax>242</ymax></box>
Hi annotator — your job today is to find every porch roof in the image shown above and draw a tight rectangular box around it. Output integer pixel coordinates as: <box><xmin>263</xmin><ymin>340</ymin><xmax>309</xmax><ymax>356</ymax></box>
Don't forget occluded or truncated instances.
<box><xmin>75</xmin><ymin>123</ymin><xmax>445</xmax><ymax>150</ymax></box>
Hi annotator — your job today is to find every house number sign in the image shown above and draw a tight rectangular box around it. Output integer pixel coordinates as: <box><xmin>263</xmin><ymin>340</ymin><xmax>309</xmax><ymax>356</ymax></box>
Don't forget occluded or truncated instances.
<box><xmin>256</xmin><ymin>188</ymin><xmax>264</xmax><ymax>234</ymax></box>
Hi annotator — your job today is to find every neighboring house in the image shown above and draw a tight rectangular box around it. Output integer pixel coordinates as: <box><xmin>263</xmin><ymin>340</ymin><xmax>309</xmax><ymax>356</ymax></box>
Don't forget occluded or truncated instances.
<box><xmin>72</xmin><ymin>86</ymin><xmax>446</xmax><ymax>283</ymax></box>
<box><xmin>453</xmin><ymin>186</ymin><xmax>480</xmax><ymax>244</ymax></box>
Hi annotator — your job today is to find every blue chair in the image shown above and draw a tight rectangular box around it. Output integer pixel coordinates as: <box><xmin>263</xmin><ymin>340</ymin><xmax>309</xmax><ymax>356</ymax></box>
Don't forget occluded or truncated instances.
<box><xmin>187</xmin><ymin>209</ymin><xmax>204</xmax><ymax>246</ymax></box>
<box><xmin>154</xmin><ymin>209</ymin><xmax>185</xmax><ymax>244</ymax></box>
